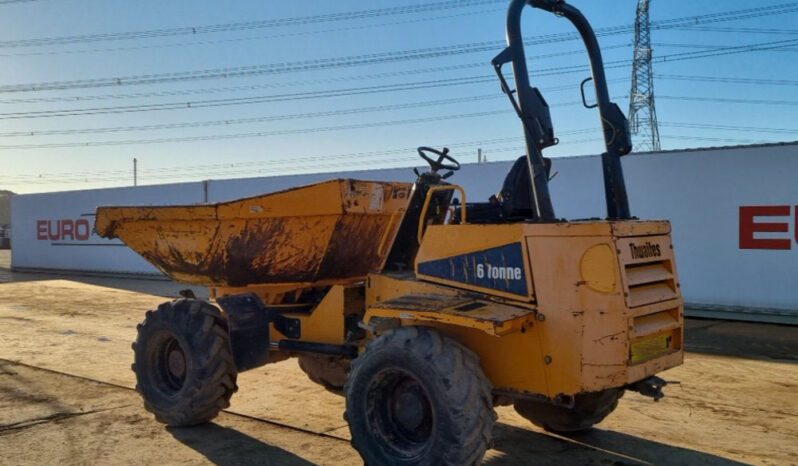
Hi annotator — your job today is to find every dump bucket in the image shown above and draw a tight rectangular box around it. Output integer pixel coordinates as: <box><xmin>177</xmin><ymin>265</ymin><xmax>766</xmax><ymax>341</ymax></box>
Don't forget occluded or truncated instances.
<box><xmin>95</xmin><ymin>179</ymin><xmax>412</xmax><ymax>287</ymax></box>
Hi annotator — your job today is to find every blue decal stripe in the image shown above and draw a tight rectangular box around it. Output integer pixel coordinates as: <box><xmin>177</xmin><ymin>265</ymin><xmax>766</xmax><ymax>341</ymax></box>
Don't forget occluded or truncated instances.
<box><xmin>418</xmin><ymin>243</ymin><xmax>528</xmax><ymax>296</ymax></box>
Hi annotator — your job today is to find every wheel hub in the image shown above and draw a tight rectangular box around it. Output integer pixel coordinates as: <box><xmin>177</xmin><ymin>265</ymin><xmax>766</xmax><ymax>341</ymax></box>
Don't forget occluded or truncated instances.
<box><xmin>167</xmin><ymin>348</ymin><xmax>186</xmax><ymax>379</ymax></box>
<box><xmin>367</xmin><ymin>370</ymin><xmax>433</xmax><ymax>457</ymax></box>
<box><xmin>393</xmin><ymin>390</ymin><xmax>426</xmax><ymax>431</ymax></box>
<box><xmin>155</xmin><ymin>335</ymin><xmax>188</xmax><ymax>393</ymax></box>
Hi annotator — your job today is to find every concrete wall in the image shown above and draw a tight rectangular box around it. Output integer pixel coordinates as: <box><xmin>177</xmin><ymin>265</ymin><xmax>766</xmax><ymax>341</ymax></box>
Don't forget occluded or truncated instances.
<box><xmin>10</xmin><ymin>142</ymin><xmax>798</xmax><ymax>321</ymax></box>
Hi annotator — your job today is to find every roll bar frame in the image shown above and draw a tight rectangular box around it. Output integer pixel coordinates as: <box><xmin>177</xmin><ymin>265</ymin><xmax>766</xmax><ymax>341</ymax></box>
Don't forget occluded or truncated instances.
<box><xmin>493</xmin><ymin>0</ymin><xmax>633</xmax><ymax>220</ymax></box>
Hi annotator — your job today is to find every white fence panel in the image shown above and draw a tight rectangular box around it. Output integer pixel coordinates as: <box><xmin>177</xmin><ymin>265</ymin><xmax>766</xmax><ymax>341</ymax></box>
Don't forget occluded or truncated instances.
<box><xmin>623</xmin><ymin>144</ymin><xmax>798</xmax><ymax>321</ymax></box>
<box><xmin>8</xmin><ymin>142</ymin><xmax>798</xmax><ymax>322</ymax></box>
<box><xmin>11</xmin><ymin>182</ymin><xmax>205</xmax><ymax>275</ymax></box>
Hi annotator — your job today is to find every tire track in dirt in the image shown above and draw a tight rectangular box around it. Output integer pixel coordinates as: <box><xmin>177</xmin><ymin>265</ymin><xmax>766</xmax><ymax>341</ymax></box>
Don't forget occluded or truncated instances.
<box><xmin>2</xmin><ymin>358</ymin><xmax>352</xmax><ymax>443</ymax></box>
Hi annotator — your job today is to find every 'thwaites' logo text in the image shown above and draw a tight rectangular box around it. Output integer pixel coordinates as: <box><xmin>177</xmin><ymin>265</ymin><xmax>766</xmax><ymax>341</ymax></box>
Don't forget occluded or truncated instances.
<box><xmin>629</xmin><ymin>241</ymin><xmax>662</xmax><ymax>260</ymax></box>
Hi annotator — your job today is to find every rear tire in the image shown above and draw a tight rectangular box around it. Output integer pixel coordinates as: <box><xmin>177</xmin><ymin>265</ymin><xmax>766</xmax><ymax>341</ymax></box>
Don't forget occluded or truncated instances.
<box><xmin>132</xmin><ymin>299</ymin><xmax>238</xmax><ymax>426</ymax></box>
<box><xmin>514</xmin><ymin>388</ymin><xmax>623</xmax><ymax>434</ymax></box>
<box><xmin>345</xmin><ymin>326</ymin><xmax>496</xmax><ymax>466</ymax></box>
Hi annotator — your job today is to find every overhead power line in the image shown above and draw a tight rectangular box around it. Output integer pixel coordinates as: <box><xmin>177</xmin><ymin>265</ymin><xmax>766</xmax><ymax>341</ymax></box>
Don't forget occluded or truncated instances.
<box><xmin>2</xmin><ymin>3</ymin><xmax>797</xmax><ymax>94</ymax></box>
<box><xmin>0</xmin><ymin>109</ymin><xmax>509</xmax><ymax>150</ymax></box>
<box><xmin>0</xmin><ymin>0</ymin><xmax>506</xmax><ymax>48</ymax></box>
<box><xmin>3</xmin><ymin>2</ymin><xmax>793</xmax><ymax>61</ymax></box>
<box><xmin>1</xmin><ymin>69</ymin><xmax>789</xmax><ymax>108</ymax></box>
<box><xmin>2</xmin><ymin>0</ymin><xmax>790</xmax><ymax>49</ymax></box>
<box><xmin>658</xmin><ymin>95</ymin><xmax>798</xmax><ymax>106</ymax></box>
<box><xmin>0</xmin><ymin>34</ymin><xmax>791</xmax><ymax>98</ymax></box>
<box><xmin>660</xmin><ymin>135</ymin><xmax>773</xmax><ymax>145</ymax></box>
<box><xmin>5</xmin><ymin>129</ymin><xmax>790</xmax><ymax>185</ymax></box>
<box><xmin>0</xmin><ymin>76</ymin><xmax>501</xmax><ymax>119</ymax></box>
<box><xmin>0</xmin><ymin>39</ymin><xmax>613</xmax><ymax>94</ymax></box>
<box><xmin>0</xmin><ymin>136</ymin><xmax>523</xmax><ymax>181</ymax></box>
<box><xmin>0</xmin><ymin>93</ymin><xmax>506</xmax><ymax>136</ymax></box>
<box><xmin>0</xmin><ymin>100</ymin><xmax>606</xmax><ymax>151</ymax></box>
<box><xmin>0</xmin><ymin>41</ymin><xmax>540</xmax><ymax>94</ymax></box>
<box><xmin>0</xmin><ymin>79</ymin><xmax>629</xmax><ymax>139</ymax></box>
<box><xmin>657</xmin><ymin>74</ymin><xmax>798</xmax><ymax>86</ymax></box>
<box><xmin>650</xmin><ymin>38</ymin><xmax>798</xmax><ymax>63</ymax></box>
<box><xmin>0</xmin><ymin>132</ymin><xmax>605</xmax><ymax>184</ymax></box>
<box><xmin>0</xmin><ymin>76</ymin><xmax>629</xmax><ymax>138</ymax></box>
<box><xmin>0</xmin><ymin>39</ymin><xmax>789</xmax><ymax>119</ymax></box>
<box><xmin>0</xmin><ymin>38</ymin><xmax>788</xmax><ymax>120</ymax></box>
<box><xmin>9</xmin><ymin>89</ymin><xmax>796</xmax><ymax>151</ymax></box>
<box><xmin>1</xmin><ymin>0</ymin><xmax>793</xmax><ymax>51</ymax></box>
<box><xmin>672</xmin><ymin>26</ymin><xmax>798</xmax><ymax>35</ymax></box>
<box><xmin>659</xmin><ymin>122</ymin><xmax>798</xmax><ymax>134</ymax></box>
<box><xmin>0</xmin><ymin>46</ymin><xmax>630</xmax><ymax>106</ymax></box>
<box><xmin>2</xmin><ymin>90</ymin><xmax>792</xmax><ymax>151</ymax></box>
<box><xmin>653</xmin><ymin>41</ymin><xmax>798</xmax><ymax>52</ymax></box>
<box><xmin>0</xmin><ymin>65</ymin><xmax>489</xmax><ymax>105</ymax></box>
<box><xmin>0</xmin><ymin>112</ymin><xmax>522</xmax><ymax>151</ymax></box>
<box><xmin>5</xmin><ymin>132</ymin><xmax>784</xmax><ymax>187</ymax></box>
<box><xmin>0</xmin><ymin>7</ymin><xmax>505</xmax><ymax>59</ymax></box>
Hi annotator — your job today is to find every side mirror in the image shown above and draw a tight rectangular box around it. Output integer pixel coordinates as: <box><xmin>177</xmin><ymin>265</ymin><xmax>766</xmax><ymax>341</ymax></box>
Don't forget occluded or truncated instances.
<box><xmin>580</xmin><ymin>77</ymin><xmax>598</xmax><ymax>109</ymax></box>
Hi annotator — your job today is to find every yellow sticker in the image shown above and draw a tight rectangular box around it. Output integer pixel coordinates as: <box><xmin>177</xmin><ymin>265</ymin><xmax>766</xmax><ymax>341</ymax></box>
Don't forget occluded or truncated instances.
<box><xmin>630</xmin><ymin>332</ymin><xmax>673</xmax><ymax>364</ymax></box>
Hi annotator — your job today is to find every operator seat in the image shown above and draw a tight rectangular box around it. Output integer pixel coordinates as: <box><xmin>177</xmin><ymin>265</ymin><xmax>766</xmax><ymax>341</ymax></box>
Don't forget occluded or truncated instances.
<box><xmin>457</xmin><ymin>155</ymin><xmax>551</xmax><ymax>223</ymax></box>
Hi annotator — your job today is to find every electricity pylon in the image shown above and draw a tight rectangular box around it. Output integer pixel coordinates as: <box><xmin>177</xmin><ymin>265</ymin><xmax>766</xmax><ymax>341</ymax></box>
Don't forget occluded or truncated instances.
<box><xmin>628</xmin><ymin>0</ymin><xmax>661</xmax><ymax>152</ymax></box>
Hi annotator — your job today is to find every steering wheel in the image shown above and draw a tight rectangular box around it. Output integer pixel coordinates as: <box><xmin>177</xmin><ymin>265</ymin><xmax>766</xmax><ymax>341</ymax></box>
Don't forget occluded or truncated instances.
<box><xmin>417</xmin><ymin>146</ymin><xmax>461</xmax><ymax>173</ymax></box>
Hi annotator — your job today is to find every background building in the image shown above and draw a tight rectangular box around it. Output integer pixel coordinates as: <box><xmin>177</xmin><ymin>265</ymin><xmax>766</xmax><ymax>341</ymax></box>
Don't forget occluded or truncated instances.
<box><xmin>0</xmin><ymin>190</ymin><xmax>13</xmax><ymax>249</ymax></box>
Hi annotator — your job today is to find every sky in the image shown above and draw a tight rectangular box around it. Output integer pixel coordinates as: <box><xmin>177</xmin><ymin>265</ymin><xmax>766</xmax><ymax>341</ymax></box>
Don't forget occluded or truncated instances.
<box><xmin>0</xmin><ymin>0</ymin><xmax>796</xmax><ymax>194</ymax></box>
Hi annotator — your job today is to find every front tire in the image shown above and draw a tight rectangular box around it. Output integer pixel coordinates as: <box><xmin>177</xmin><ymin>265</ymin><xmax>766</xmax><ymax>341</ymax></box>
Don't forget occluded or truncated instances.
<box><xmin>132</xmin><ymin>299</ymin><xmax>238</xmax><ymax>426</ymax></box>
<box><xmin>345</xmin><ymin>326</ymin><xmax>496</xmax><ymax>465</ymax></box>
<box><xmin>514</xmin><ymin>388</ymin><xmax>623</xmax><ymax>434</ymax></box>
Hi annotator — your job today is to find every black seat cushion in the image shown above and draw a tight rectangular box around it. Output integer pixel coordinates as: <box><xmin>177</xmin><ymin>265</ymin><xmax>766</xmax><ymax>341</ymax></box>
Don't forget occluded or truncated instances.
<box><xmin>455</xmin><ymin>199</ymin><xmax>503</xmax><ymax>224</ymax></box>
<box><xmin>499</xmin><ymin>156</ymin><xmax>536</xmax><ymax>219</ymax></box>
<box><xmin>453</xmin><ymin>156</ymin><xmax>551</xmax><ymax>224</ymax></box>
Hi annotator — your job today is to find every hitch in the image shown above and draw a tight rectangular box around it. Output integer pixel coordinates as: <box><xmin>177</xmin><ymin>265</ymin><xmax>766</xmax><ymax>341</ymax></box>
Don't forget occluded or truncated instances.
<box><xmin>629</xmin><ymin>375</ymin><xmax>668</xmax><ymax>401</ymax></box>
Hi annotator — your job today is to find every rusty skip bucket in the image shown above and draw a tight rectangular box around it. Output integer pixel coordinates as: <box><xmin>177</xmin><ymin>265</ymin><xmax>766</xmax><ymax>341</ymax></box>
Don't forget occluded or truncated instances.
<box><xmin>95</xmin><ymin>179</ymin><xmax>413</xmax><ymax>287</ymax></box>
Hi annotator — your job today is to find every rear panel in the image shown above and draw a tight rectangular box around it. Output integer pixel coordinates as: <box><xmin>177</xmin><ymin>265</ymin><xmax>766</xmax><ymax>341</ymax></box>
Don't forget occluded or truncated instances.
<box><xmin>526</xmin><ymin>220</ymin><xmax>683</xmax><ymax>395</ymax></box>
<box><xmin>413</xmin><ymin>220</ymin><xmax>683</xmax><ymax>399</ymax></box>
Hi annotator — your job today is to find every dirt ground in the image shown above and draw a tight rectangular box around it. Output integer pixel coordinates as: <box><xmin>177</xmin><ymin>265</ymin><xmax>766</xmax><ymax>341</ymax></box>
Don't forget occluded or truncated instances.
<box><xmin>0</xmin><ymin>250</ymin><xmax>796</xmax><ymax>465</ymax></box>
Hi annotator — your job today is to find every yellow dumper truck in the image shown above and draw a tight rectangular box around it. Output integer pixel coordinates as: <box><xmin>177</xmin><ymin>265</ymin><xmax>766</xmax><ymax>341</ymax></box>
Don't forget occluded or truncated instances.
<box><xmin>96</xmin><ymin>0</ymin><xmax>683</xmax><ymax>464</ymax></box>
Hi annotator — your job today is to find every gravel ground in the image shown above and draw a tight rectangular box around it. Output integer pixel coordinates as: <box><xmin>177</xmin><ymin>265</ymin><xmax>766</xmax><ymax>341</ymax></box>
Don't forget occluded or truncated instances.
<box><xmin>0</xmin><ymin>249</ymin><xmax>796</xmax><ymax>465</ymax></box>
